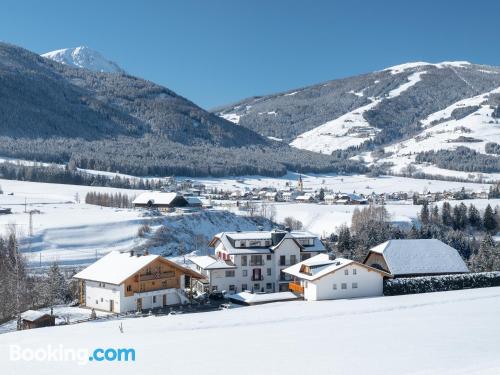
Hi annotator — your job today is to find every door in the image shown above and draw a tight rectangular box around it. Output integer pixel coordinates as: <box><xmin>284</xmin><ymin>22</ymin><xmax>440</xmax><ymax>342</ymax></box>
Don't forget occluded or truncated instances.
<box><xmin>252</xmin><ymin>268</ymin><xmax>262</xmax><ymax>281</ymax></box>
<box><xmin>109</xmin><ymin>300</ymin><xmax>114</xmax><ymax>312</ymax></box>
<box><xmin>136</xmin><ymin>298</ymin><xmax>142</xmax><ymax>312</ymax></box>
<box><xmin>162</xmin><ymin>294</ymin><xmax>167</xmax><ymax>307</ymax></box>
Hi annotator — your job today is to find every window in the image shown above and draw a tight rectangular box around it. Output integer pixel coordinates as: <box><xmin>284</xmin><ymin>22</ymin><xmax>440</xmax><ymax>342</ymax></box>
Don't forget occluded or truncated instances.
<box><xmin>290</xmin><ymin>255</ymin><xmax>297</xmax><ymax>264</ymax></box>
<box><xmin>301</xmin><ymin>253</ymin><xmax>311</xmax><ymax>261</ymax></box>
<box><xmin>344</xmin><ymin>269</ymin><xmax>349</xmax><ymax>275</ymax></box>
<box><xmin>266</xmin><ymin>283</ymin><xmax>272</xmax><ymax>289</ymax></box>
<box><xmin>341</xmin><ymin>283</ymin><xmax>347</xmax><ymax>290</ymax></box>
<box><xmin>153</xmin><ymin>296</ymin><xmax>157</xmax><ymax>303</ymax></box>
<box><xmin>248</xmin><ymin>240</ymin><xmax>261</xmax><ymax>247</ymax></box>
<box><xmin>352</xmin><ymin>282</ymin><xmax>358</xmax><ymax>289</ymax></box>
<box><xmin>253</xmin><ymin>283</ymin><xmax>260</xmax><ymax>291</ymax></box>
<box><xmin>126</xmin><ymin>285</ymin><xmax>132</xmax><ymax>292</ymax></box>
<box><xmin>353</xmin><ymin>269</ymin><xmax>357</xmax><ymax>275</ymax></box>
<box><xmin>101</xmin><ymin>298</ymin><xmax>104</xmax><ymax>302</ymax></box>
<box><xmin>241</xmin><ymin>256</ymin><xmax>247</xmax><ymax>266</ymax></box>
<box><xmin>229</xmin><ymin>285</ymin><xmax>235</xmax><ymax>291</ymax></box>
<box><xmin>225</xmin><ymin>270</ymin><xmax>235</xmax><ymax>277</ymax></box>
<box><xmin>280</xmin><ymin>255</ymin><xmax>286</xmax><ymax>266</ymax></box>
<box><xmin>250</xmin><ymin>255</ymin><xmax>263</xmax><ymax>266</ymax></box>
<box><xmin>332</xmin><ymin>284</ymin><xmax>337</xmax><ymax>290</ymax></box>
<box><xmin>95</xmin><ymin>300</ymin><xmax>98</xmax><ymax>304</ymax></box>
<box><xmin>266</xmin><ymin>254</ymin><xmax>272</xmax><ymax>261</ymax></box>
<box><xmin>267</xmin><ymin>268</ymin><xmax>272</xmax><ymax>276</ymax></box>
<box><xmin>242</xmin><ymin>270</ymin><xmax>248</xmax><ymax>277</ymax></box>
<box><xmin>242</xmin><ymin>284</ymin><xmax>248</xmax><ymax>291</ymax></box>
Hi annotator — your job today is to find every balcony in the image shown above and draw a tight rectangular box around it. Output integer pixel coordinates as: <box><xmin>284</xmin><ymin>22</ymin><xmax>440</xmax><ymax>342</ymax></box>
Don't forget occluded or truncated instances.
<box><xmin>249</xmin><ymin>261</ymin><xmax>264</xmax><ymax>266</ymax></box>
<box><xmin>289</xmin><ymin>282</ymin><xmax>304</xmax><ymax>294</ymax></box>
<box><xmin>251</xmin><ymin>275</ymin><xmax>264</xmax><ymax>281</ymax></box>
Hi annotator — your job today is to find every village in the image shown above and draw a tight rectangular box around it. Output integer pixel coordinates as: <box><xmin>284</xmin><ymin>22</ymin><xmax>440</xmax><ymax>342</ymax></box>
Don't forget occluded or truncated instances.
<box><xmin>4</xmin><ymin>172</ymin><xmax>500</xmax><ymax>331</ymax></box>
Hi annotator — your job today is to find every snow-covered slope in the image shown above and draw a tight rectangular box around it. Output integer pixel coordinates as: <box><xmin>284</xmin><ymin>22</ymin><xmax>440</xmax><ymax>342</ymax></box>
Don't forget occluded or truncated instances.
<box><xmin>2</xmin><ymin>287</ymin><xmax>500</xmax><ymax>374</ymax></box>
<box><xmin>372</xmin><ymin>86</ymin><xmax>500</xmax><ymax>177</ymax></box>
<box><xmin>290</xmin><ymin>71</ymin><xmax>426</xmax><ymax>153</ymax></box>
<box><xmin>215</xmin><ymin>61</ymin><xmax>500</xmax><ymax>167</ymax></box>
<box><xmin>41</xmin><ymin>46</ymin><xmax>125</xmax><ymax>73</ymax></box>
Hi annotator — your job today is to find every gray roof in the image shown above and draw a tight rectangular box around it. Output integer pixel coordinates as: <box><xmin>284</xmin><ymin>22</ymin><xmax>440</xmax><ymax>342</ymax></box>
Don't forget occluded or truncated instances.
<box><xmin>367</xmin><ymin>239</ymin><xmax>469</xmax><ymax>276</ymax></box>
<box><xmin>211</xmin><ymin>230</ymin><xmax>326</xmax><ymax>255</ymax></box>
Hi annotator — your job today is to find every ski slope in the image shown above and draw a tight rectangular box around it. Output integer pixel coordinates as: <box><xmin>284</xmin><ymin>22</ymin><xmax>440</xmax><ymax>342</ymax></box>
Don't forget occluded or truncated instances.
<box><xmin>1</xmin><ymin>287</ymin><xmax>499</xmax><ymax>374</ymax></box>
<box><xmin>290</xmin><ymin>71</ymin><xmax>426</xmax><ymax>153</ymax></box>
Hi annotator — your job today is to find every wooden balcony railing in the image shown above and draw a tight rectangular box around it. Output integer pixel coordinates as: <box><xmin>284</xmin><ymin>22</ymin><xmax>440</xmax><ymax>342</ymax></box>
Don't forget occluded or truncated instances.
<box><xmin>289</xmin><ymin>282</ymin><xmax>304</xmax><ymax>293</ymax></box>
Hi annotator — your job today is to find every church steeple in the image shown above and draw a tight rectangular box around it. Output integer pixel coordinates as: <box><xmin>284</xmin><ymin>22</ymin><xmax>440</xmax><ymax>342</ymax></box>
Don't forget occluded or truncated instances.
<box><xmin>297</xmin><ymin>174</ymin><xmax>304</xmax><ymax>192</ymax></box>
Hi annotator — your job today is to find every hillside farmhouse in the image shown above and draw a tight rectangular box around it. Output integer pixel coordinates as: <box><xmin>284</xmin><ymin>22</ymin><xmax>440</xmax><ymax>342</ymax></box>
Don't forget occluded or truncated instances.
<box><xmin>190</xmin><ymin>229</ymin><xmax>326</xmax><ymax>294</ymax></box>
<box><xmin>283</xmin><ymin>254</ymin><xmax>390</xmax><ymax>301</ymax></box>
<box><xmin>74</xmin><ymin>251</ymin><xmax>202</xmax><ymax>313</ymax></box>
<box><xmin>363</xmin><ymin>239</ymin><xmax>470</xmax><ymax>278</ymax></box>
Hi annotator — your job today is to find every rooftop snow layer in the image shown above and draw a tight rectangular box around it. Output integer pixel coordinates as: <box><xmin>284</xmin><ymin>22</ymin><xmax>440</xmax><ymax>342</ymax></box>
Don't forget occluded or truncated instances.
<box><xmin>369</xmin><ymin>239</ymin><xmax>470</xmax><ymax>275</ymax></box>
<box><xmin>73</xmin><ymin>251</ymin><xmax>159</xmax><ymax>284</ymax></box>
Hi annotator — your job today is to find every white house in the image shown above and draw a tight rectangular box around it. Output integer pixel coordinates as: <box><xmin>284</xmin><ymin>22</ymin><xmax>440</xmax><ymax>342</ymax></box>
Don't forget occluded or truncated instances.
<box><xmin>73</xmin><ymin>251</ymin><xmax>202</xmax><ymax>313</ymax></box>
<box><xmin>283</xmin><ymin>254</ymin><xmax>391</xmax><ymax>301</ymax></box>
<box><xmin>363</xmin><ymin>239</ymin><xmax>470</xmax><ymax>278</ymax></box>
<box><xmin>190</xmin><ymin>229</ymin><xmax>326</xmax><ymax>294</ymax></box>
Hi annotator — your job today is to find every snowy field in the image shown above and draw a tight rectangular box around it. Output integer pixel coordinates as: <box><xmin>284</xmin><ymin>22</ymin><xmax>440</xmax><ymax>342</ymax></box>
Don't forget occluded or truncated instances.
<box><xmin>0</xmin><ymin>179</ymin><xmax>148</xmax><ymax>266</ymax></box>
<box><xmin>0</xmin><ymin>306</ymin><xmax>110</xmax><ymax>334</ymax></box>
<box><xmin>1</xmin><ymin>287</ymin><xmax>500</xmax><ymax>374</ymax></box>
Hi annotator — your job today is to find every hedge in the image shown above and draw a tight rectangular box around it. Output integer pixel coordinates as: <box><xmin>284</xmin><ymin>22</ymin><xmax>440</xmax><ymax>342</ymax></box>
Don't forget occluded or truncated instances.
<box><xmin>383</xmin><ymin>272</ymin><xmax>500</xmax><ymax>296</ymax></box>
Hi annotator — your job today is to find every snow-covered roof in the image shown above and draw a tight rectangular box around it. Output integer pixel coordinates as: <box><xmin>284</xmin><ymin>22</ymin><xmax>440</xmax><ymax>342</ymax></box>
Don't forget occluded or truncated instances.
<box><xmin>367</xmin><ymin>239</ymin><xmax>469</xmax><ymax>276</ymax></box>
<box><xmin>185</xmin><ymin>196</ymin><xmax>202</xmax><ymax>205</ymax></box>
<box><xmin>189</xmin><ymin>255</ymin><xmax>236</xmax><ymax>270</ymax></box>
<box><xmin>132</xmin><ymin>192</ymin><xmax>182</xmax><ymax>205</ymax></box>
<box><xmin>211</xmin><ymin>230</ymin><xmax>326</xmax><ymax>255</ymax></box>
<box><xmin>73</xmin><ymin>251</ymin><xmax>161</xmax><ymax>284</ymax></box>
<box><xmin>283</xmin><ymin>254</ymin><xmax>390</xmax><ymax>281</ymax></box>
<box><xmin>229</xmin><ymin>291</ymin><xmax>298</xmax><ymax>305</ymax></box>
<box><xmin>21</xmin><ymin>310</ymin><xmax>51</xmax><ymax>322</ymax></box>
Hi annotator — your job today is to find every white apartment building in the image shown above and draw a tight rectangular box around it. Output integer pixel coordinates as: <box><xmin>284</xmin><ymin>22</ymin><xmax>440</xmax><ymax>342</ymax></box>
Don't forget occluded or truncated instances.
<box><xmin>283</xmin><ymin>253</ymin><xmax>391</xmax><ymax>301</ymax></box>
<box><xmin>190</xmin><ymin>229</ymin><xmax>326</xmax><ymax>294</ymax></box>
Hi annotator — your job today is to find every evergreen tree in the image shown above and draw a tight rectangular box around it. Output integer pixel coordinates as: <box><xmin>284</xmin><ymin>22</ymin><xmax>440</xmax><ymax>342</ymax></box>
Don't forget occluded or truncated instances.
<box><xmin>470</xmin><ymin>234</ymin><xmax>500</xmax><ymax>272</ymax></box>
<box><xmin>452</xmin><ymin>203</ymin><xmax>467</xmax><ymax>230</ymax></box>
<box><xmin>420</xmin><ymin>201</ymin><xmax>430</xmax><ymax>226</ymax></box>
<box><xmin>45</xmin><ymin>263</ymin><xmax>69</xmax><ymax>306</ymax></box>
<box><xmin>483</xmin><ymin>204</ymin><xmax>497</xmax><ymax>233</ymax></box>
<box><xmin>468</xmin><ymin>204</ymin><xmax>481</xmax><ymax>229</ymax></box>
<box><xmin>431</xmin><ymin>205</ymin><xmax>440</xmax><ymax>224</ymax></box>
<box><xmin>441</xmin><ymin>202</ymin><xmax>452</xmax><ymax>227</ymax></box>
<box><xmin>336</xmin><ymin>225</ymin><xmax>354</xmax><ymax>258</ymax></box>
<box><xmin>318</xmin><ymin>188</ymin><xmax>325</xmax><ymax>202</ymax></box>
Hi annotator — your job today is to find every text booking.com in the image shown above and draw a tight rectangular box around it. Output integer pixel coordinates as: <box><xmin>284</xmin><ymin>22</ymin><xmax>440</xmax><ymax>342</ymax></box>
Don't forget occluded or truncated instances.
<box><xmin>9</xmin><ymin>344</ymin><xmax>136</xmax><ymax>365</ymax></box>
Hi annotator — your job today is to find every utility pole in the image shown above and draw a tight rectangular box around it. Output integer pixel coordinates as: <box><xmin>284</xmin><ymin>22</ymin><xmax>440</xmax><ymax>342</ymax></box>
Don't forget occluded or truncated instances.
<box><xmin>24</xmin><ymin>197</ymin><xmax>27</xmax><ymax>213</ymax></box>
<box><xmin>29</xmin><ymin>211</ymin><xmax>34</xmax><ymax>237</ymax></box>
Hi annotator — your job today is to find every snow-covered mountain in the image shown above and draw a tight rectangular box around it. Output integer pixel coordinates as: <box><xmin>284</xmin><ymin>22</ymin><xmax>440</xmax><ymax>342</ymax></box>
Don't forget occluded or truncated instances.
<box><xmin>215</xmin><ymin>61</ymin><xmax>500</xmax><ymax>148</ymax></box>
<box><xmin>215</xmin><ymin>61</ymin><xmax>500</xmax><ymax>179</ymax></box>
<box><xmin>41</xmin><ymin>46</ymin><xmax>125</xmax><ymax>73</ymax></box>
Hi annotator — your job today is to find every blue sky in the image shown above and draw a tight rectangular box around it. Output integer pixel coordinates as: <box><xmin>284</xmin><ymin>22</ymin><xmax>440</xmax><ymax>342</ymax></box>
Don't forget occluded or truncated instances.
<box><xmin>1</xmin><ymin>0</ymin><xmax>500</xmax><ymax>108</ymax></box>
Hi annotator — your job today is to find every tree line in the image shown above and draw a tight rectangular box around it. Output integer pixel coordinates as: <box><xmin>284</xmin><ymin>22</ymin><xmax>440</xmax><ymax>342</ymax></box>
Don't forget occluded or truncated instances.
<box><xmin>0</xmin><ymin>229</ymin><xmax>76</xmax><ymax>322</ymax></box>
<box><xmin>0</xmin><ymin>161</ymin><xmax>163</xmax><ymax>190</ymax></box>
<box><xmin>332</xmin><ymin>202</ymin><xmax>500</xmax><ymax>273</ymax></box>
<box><xmin>85</xmin><ymin>191</ymin><xmax>134</xmax><ymax>208</ymax></box>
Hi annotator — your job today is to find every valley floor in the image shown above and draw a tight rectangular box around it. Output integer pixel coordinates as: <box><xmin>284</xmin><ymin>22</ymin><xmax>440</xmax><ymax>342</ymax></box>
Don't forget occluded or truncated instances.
<box><xmin>1</xmin><ymin>287</ymin><xmax>499</xmax><ymax>374</ymax></box>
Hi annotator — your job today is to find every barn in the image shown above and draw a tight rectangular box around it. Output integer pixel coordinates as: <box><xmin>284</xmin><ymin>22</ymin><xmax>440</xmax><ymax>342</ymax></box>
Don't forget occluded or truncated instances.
<box><xmin>132</xmin><ymin>192</ymin><xmax>188</xmax><ymax>210</ymax></box>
